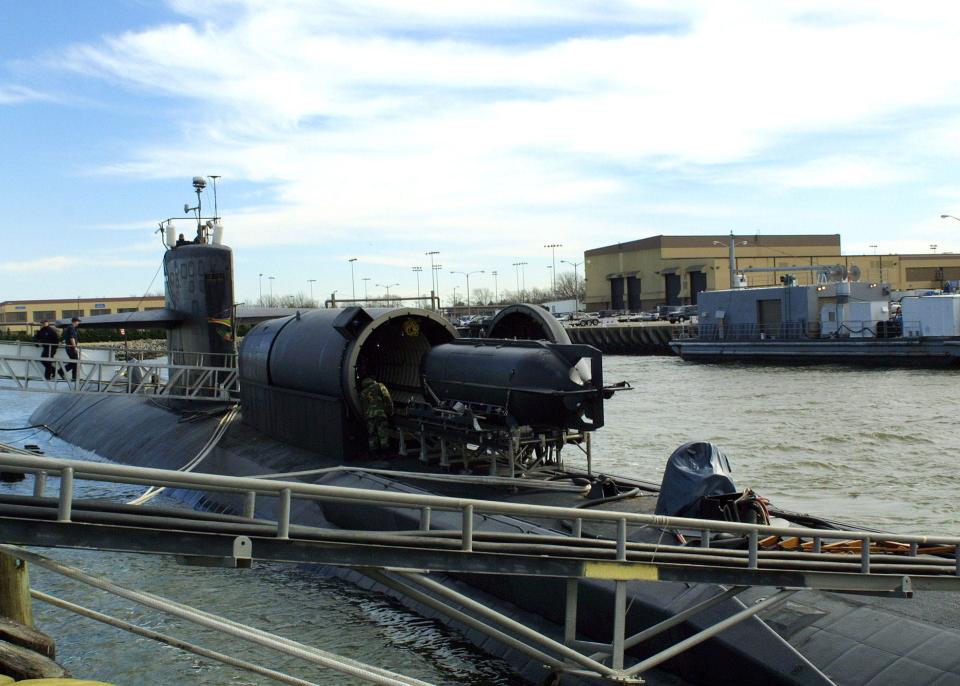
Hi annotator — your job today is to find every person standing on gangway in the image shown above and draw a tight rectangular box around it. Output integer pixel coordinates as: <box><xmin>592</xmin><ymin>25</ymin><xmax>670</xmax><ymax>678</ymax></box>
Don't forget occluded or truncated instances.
<box><xmin>32</xmin><ymin>319</ymin><xmax>60</xmax><ymax>380</ymax></box>
<box><xmin>62</xmin><ymin>317</ymin><xmax>81</xmax><ymax>382</ymax></box>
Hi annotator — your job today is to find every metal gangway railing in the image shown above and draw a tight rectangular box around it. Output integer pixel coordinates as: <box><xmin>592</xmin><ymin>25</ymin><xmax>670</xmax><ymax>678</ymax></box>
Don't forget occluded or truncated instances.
<box><xmin>0</xmin><ymin>352</ymin><xmax>238</xmax><ymax>402</ymax></box>
<box><xmin>0</xmin><ymin>450</ymin><xmax>958</xmax><ymax>684</ymax></box>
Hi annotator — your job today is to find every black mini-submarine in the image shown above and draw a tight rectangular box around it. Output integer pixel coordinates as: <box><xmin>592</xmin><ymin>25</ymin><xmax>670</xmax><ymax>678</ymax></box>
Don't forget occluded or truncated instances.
<box><xmin>30</xmin><ymin>192</ymin><xmax>960</xmax><ymax>686</ymax></box>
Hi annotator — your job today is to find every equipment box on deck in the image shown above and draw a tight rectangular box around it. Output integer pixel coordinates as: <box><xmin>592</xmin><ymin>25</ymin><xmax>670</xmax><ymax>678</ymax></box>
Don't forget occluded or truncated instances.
<box><xmin>901</xmin><ymin>295</ymin><xmax>960</xmax><ymax>337</ymax></box>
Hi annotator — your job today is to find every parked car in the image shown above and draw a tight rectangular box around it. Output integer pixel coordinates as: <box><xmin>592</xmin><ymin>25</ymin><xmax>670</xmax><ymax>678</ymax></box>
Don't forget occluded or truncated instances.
<box><xmin>571</xmin><ymin>313</ymin><xmax>600</xmax><ymax>326</ymax></box>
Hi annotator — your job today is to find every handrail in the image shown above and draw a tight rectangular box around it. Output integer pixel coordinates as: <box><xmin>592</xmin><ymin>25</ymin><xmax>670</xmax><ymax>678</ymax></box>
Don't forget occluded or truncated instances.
<box><xmin>1</xmin><ymin>450</ymin><xmax>957</xmax><ymax>577</ymax></box>
<box><xmin>0</xmin><ymin>354</ymin><xmax>238</xmax><ymax>402</ymax></box>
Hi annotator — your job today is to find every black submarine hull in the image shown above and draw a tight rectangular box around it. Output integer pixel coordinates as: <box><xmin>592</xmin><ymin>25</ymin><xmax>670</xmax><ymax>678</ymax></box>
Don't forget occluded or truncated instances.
<box><xmin>30</xmin><ymin>393</ymin><xmax>960</xmax><ymax>686</ymax></box>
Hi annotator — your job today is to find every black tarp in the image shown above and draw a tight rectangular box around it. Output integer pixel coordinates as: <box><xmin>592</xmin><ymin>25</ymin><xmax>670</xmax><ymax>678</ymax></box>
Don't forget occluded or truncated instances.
<box><xmin>654</xmin><ymin>441</ymin><xmax>737</xmax><ymax>517</ymax></box>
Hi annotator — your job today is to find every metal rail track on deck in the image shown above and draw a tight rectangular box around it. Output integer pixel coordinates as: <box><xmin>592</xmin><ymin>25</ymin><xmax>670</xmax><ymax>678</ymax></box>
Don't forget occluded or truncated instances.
<box><xmin>0</xmin><ymin>354</ymin><xmax>238</xmax><ymax>401</ymax></box>
<box><xmin>0</xmin><ymin>451</ymin><xmax>958</xmax><ymax>684</ymax></box>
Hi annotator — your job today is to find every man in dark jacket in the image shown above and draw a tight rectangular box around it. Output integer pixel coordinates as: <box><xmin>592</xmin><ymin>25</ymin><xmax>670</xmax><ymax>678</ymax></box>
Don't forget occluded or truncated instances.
<box><xmin>32</xmin><ymin>320</ymin><xmax>60</xmax><ymax>380</ymax></box>
<box><xmin>62</xmin><ymin>317</ymin><xmax>81</xmax><ymax>381</ymax></box>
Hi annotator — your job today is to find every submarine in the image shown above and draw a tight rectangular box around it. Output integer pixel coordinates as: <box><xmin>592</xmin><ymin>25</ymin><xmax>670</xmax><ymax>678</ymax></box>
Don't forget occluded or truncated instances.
<box><xmin>22</xmin><ymin>182</ymin><xmax>960</xmax><ymax>686</ymax></box>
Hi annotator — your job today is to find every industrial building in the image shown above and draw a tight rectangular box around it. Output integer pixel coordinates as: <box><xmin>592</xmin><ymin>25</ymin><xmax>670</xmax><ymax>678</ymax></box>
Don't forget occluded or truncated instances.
<box><xmin>583</xmin><ymin>234</ymin><xmax>960</xmax><ymax>311</ymax></box>
<box><xmin>0</xmin><ymin>296</ymin><xmax>166</xmax><ymax>334</ymax></box>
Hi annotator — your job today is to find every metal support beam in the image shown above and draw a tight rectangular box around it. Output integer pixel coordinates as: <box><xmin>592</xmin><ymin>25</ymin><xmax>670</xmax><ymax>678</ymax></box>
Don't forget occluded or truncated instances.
<box><xmin>622</xmin><ymin>589</ymin><xmax>799</xmax><ymax>678</ymax></box>
<box><xmin>396</xmin><ymin>571</ymin><xmax>618</xmax><ymax>677</ymax></box>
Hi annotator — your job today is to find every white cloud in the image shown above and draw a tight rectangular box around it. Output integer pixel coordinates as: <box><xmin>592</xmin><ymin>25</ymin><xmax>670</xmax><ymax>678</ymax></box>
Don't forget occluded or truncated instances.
<box><xmin>0</xmin><ymin>256</ymin><xmax>80</xmax><ymax>273</ymax></box>
<box><xmin>24</xmin><ymin>0</ymin><xmax>960</xmax><ymax>264</ymax></box>
<box><xmin>0</xmin><ymin>84</ymin><xmax>50</xmax><ymax>105</ymax></box>
<box><xmin>753</xmin><ymin>155</ymin><xmax>912</xmax><ymax>189</ymax></box>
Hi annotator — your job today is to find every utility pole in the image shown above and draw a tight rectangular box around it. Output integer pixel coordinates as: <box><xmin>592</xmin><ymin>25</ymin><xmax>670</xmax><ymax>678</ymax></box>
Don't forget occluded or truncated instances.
<box><xmin>426</xmin><ymin>251</ymin><xmax>439</xmax><ymax>308</ymax></box>
<box><xmin>451</xmin><ymin>270</ymin><xmax>484</xmax><ymax>315</ymax></box>
<box><xmin>307</xmin><ymin>279</ymin><xmax>316</xmax><ymax>302</ymax></box>
<box><xmin>412</xmin><ymin>266</ymin><xmax>423</xmax><ymax>303</ymax></box>
<box><xmin>268</xmin><ymin>276</ymin><xmax>275</xmax><ymax>303</ymax></box>
<box><xmin>544</xmin><ymin>243</ymin><xmax>562</xmax><ymax>293</ymax></box>
<box><xmin>258</xmin><ymin>273</ymin><xmax>263</xmax><ymax>306</ymax></box>
<box><xmin>491</xmin><ymin>270</ymin><xmax>498</xmax><ymax>303</ymax></box>
<box><xmin>362</xmin><ymin>277</ymin><xmax>371</xmax><ymax>304</ymax></box>
<box><xmin>433</xmin><ymin>264</ymin><xmax>443</xmax><ymax>309</ymax></box>
<box><xmin>348</xmin><ymin>258</ymin><xmax>357</xmax><ymax>301</ymax></box>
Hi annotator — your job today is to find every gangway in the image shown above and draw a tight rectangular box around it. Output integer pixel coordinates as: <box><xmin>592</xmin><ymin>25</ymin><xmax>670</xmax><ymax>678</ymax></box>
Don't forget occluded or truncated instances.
<box><xmin>0</xmin><ymin>352</ymin><xmax>238</xmax><ymax>402</ymax></box>
<box><xmin>1</xmin><ymin>450</ymin><xmax>959</xmax><ymax>684</ymax></box>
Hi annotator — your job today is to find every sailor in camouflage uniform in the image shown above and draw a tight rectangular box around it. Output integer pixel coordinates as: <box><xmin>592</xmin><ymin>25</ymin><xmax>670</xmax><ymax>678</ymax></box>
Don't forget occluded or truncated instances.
<box><xmin>360</xmin><ymin>376</ymin><xmax>394</xmax><ymax>454</ymax></box>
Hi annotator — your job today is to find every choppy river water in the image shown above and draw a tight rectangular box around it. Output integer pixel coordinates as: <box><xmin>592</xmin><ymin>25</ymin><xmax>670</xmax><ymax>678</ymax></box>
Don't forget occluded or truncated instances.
<box><xmin>0</xmin><ymin>355</ymin><xmax>957</xmax><ymax>684</ymax></box>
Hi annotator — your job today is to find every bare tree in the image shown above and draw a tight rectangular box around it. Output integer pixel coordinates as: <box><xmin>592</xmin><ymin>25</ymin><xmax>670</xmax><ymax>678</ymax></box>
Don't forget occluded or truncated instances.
<box><xmin>554</xmin><ymin>271</ymin><xmax>585</xmax><ymax>301</ymax></box>
<box><xmin>472</xmin><ymin>287</ymin><xmax>493</xmax><ymax>305</ymax></box>
<box><xmin>260</xmin><ymin>292</ymin><xmax>319</xmax><ymax>308</ymax></box>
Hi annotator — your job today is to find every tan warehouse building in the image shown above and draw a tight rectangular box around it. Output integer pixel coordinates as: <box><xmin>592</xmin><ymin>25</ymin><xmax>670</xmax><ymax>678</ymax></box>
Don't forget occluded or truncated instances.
<box><xmin>0</xmin><ymin>296</ymin><xmax>166</xmax><ymax>334</ymax></box>
<box><xmin>584</xmin><ymin>234</ymin><xmax>960</xmax><ymax>311</ymax></box>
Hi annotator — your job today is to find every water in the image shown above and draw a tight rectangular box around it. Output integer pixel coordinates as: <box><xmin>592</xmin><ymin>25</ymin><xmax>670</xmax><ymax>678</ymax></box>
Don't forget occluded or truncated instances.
<box><xmin>1</xmin><ymin>357</ymin><xmax>958</xmax><ymax>683</ymax></box>
<box><xmin>590</xmin><ymin>357</ymin><xmax>960</xmax><ymax>534</ymax></box>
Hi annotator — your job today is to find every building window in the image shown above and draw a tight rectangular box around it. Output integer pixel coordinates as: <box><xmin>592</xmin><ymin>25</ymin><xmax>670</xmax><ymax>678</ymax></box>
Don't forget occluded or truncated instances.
<box><xmin>2</xmin><ymin>312</ymin><xmax>27</xmax><ymax>323</ymax></box>
<box><xmin>61</xmin><ymin>309</ymin><xmax>83</xmax><ymax>319</ymax></box>
<box><xmin>144</xmin><ymin>307</ymin><xmax>164</xmax><ymax>311</ymax></box>
<box><xmin>94</xmin><ymin>309</ymin><xmax>112</xmax><ymax>315</ymax></box>
<box><xmin>117</xmin><ymin>307</ymin><xmax>139</xmax><ymax>313</ymax></box>
<box><xmin>32</xmin><ymin>310</ymin><xmax>56</xmax><ymax>322</ymax></box>
<box><xmin>905</xmin><ymin>267</ymin><xmax>939</xmax><ymax>281</ymax></box>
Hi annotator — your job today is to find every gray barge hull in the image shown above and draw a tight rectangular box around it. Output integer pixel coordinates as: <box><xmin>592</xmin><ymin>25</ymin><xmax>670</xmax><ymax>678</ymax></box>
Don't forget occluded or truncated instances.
<box><xmin>671</xmin><ymin>338</ymin><xmax>960</xmax><ymax>367</ymax></box>
<box><xmin>28</xmin><ymin>393</ymin><xmax>960</xmax><ymax>686</ymax></box>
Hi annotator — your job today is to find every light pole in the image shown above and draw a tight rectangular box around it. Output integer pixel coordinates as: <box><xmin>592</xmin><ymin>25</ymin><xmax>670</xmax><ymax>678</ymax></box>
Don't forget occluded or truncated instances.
<box><xmin>348</xmin><ymin>258</ymin><xmax>357</xmax><ymax>301</ymax></box>
<box><xmin>869</xmin><ymin>245</ymin><xmax>878</xmax><ymax>255</ymax></box>
<box><xmin>433</xmin><ymin>264</ymin><xmax>443</xmax><ymax>308</ymax></box>
<box><xmin>258</xmin><ymin>273</ymin><xmax>263</xmax><ymax>306</ymax></box>
<box><xmin>546</xmin><ymin>264</ymin><xmax>553</xmax><ymax>294</ymax></box>
<box><xmin>562</xmin><ymin>259</ymin><xmax>583</xmax><ymax>311</ymax></box>
<box><xmin>518</xmin><ymin>261</ymin><xmax>527</xmax><ymax>297</ymax></box>
<box><xmin>377</xmin><ymin>282</ymin><xmax>399</xmax><ymax>298</ymax></box>
<box><xmin>412</xmin><ymin>266</ymin><xmax>423</xmax><ymax>303</ymax></box>
<box><xmin>511</xmin><ymin>262</ymin><xmax>521</xmax><ymax>300</ymax></box>
<box><xmin>941</xmin><ymin>214</ymin><xmax>960</xmax><ymax>223</ymax></box>
<box><xmin>544</xmin><ymin>243</ymin><xmax>562</xmax><ymax>292</ymax></box>
<box><xmin>451</xmin><ymin>270</ymin><xmax>484</xmax><ymax>314</ymax></box>
<box><xmin>491</xmin><ymin>270</ymin><xmax>498</xmax><ymax>303</ymax></box>
<box><xmin>931</xmin><ymin>244</ymin><xmax>938</xmax><ymax>254</ymax></box>
<box><xmin>714</xmin><ymin>232</ymin><xmax>749</xmax><ymax>289</ymax></box>
<box><xmin>426</xmin><ymin>251</ymin><xmax>439</xmax><ymax>308</ymax></box>
<box><xmin>268</xmin><ymin>276</ymin><xmax>275</xmax><ymax>303</ymax></box>
<box><xmin>307</xmin><ymin>279</ymin><xmax>316</xmax><ymax>302</ymax></box>
<box><xmin>362</xmin><ymin>277</ymin><xmax>371</xmax><ymax>304</ymax></box>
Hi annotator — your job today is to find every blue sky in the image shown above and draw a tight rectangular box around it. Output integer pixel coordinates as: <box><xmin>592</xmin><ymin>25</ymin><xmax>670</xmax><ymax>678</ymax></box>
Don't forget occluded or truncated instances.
<box><xmin>3</xmin><ymin>1</ymin><xmax>960</xmax><ymax>305</ymax></box>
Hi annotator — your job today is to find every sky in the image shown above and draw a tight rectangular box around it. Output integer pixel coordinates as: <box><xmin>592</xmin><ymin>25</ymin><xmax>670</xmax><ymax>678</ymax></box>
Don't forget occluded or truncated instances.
<box><xmin>3</xmin><ymin>0</ymin><xmax>960</xmax><ymax>305</ymax></box>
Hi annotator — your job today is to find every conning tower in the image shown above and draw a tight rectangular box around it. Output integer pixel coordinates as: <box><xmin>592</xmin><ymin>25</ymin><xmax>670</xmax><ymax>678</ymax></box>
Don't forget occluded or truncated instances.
<box><xmin>163</xmin><ymin>242</ymin><xmax>235</xmax><ymax>365</ymax></box>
